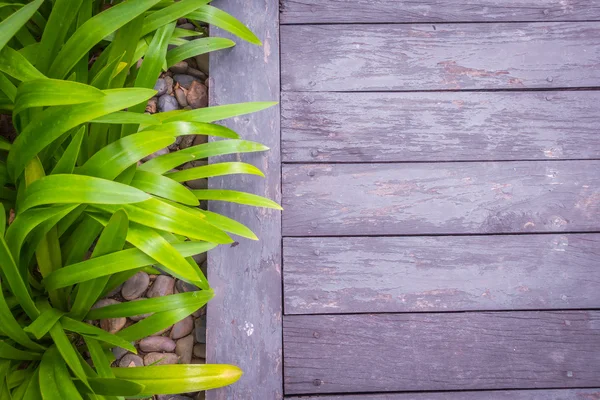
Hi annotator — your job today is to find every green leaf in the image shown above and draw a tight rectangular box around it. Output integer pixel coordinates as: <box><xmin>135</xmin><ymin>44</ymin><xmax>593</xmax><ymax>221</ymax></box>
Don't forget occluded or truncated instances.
<box><xmin>141</xmin><ymin>121</ymin><xmax>239</xmax><ymax>139</ymax></box>
<box><xmin>196</xmin><ymin>208</ymin><xmax>258</xmax><ymax>240</ymax></box>
<box><xmin>0</xmin><ymin>71</ymin><xmax>16</xmax><ymax>102</ymax></box>
<box><xmin>20</xmin><ymin>175</ymin><xmax>151</xmax><ymax>211</ymax></box>
<box><xmin>112</xmin><ymin>364</ymin><xmax>242</xmax><ymax>395</ymax></box>
<box><xmin>61</xmin><ymin>214</ymin><xmax>102</xmax><ymax>265</ymax></box>
<box><xmin>0</xmin><ymin>341</ymin><xmax>41</xmax><ymax>360</ymax></box>
<box><xmin>166</xmin><ymin>161</ymin><xmax>264</xmax><ymax>182</ymax></box>
<box><xmin>116</xmin><ymin>303</ymin><xmax>199</xmax><ymax>342</ymax></box>
<box><xmin>89</xmin><ymin>51</ymin><xmax>125</xmax><ymax>90</ymax></box>
<box><xmin>193</xmin><ymin>189</ymin><xmax>282</xmax><ymax>209</ymax></box>
<box><xmin>44</xmin><ymin>241</ymin><xmax>215</xmax><ymax>290</ymax></box>
<box><xmin>91</xmin><ymin>111</ymin><xmax>160</xmax><ymax>126</ymax></box>
<box><xmin>35</xmin><ymin>0</ymin><xmax>83</xmax><ymax>75</ymax></box>
<box><xmin>87</xmin><ymin>290</ymin><xmax>213</xmax><ymax>320</ymax></box>
<box><xmin>14</xmin><ymin>79</ymin><xmax>106</xmax><ymax>116</ymax></box>
<box><xmin>161</xmin><ymin>101</ymin><xmax>277</xmax><ymax>123</ymax></box>
<box><xmin>78</xmin><ymin>377</ymin><xmax>144</xmax><ymax>397</ymax></box>
<box><xmin>189</xmin><ymin>5</ymin><xmax>261</xmax><ymax>44</ymax></box>
<box><xmin>51</xmin><ymin>126</ymin><xmax>85</xmax><ymax>175</ymax></box>
<box><xmin>48</xmin><ymin>0</ymin><xmax>163</xmax><ymax>79</ymax></box>
<box><xmin>78</xmin><ymin>130</ymin><xmax>175</xmax><ymax>180</ymax></box>
<box><xmin>39</xmin><ymin>347</ymin><xmax>62</xmax><ymax>400</ymax></box>
<box><xmin>84</xmin><ymin>338</ymin><xmax>112</xmax><ymax>379</ymax></box>
<box><xmin>130</xmin><ymin>170</ymin><xmax>199</xmax><ymax>206</ymax></box>
<box><xmin>141</xmin><ymin>0</ymin><xmax>210</xmax><ymax>36</ymax></box>
<box><xmin>48</xmin><ymin>322</ymin><xmax>90</xmax><ymax>389</ymax></box>
<box><xmin>24</xmin><ymin>306</ymin><xmax>64</xmax><ymax>340</ymax></box>
<box><xmin>0</xmin><ymin>0</ymin><xmax>43</xmax><ymax>52</ymax></box>
<box><xmin>0</xmin><ymin>282</ymin><xmax>45</xmax><ymax>351</ymax></box>
<box><xmin>133</xmin><ymin>21</ymin><xmax>174</xmax><ymax>94</ymax></box>
<box><xmin>60</xmin><ymin>317</ymin><xmax>136</xmax><ymax>353</ymax></box>
<box><xmin>166</xmin><ymin>37</ymin><xmax>234</xmax><ymax>68</ymax></box>
<box><xmin>8</xmin><ymin>88</ymin><xmax>156</xmax><ymax>180</ymax></box>
<box><xmin>53</xmin><ymin>351</ymin><xmax>84</xmax><ymax>400</ymax></box>
<box><xmin>0</xmin><ymin>235</ymin><xmax>38</xmax><ymax>319</ymax></box>
<box><xmin>0</xmin><ymin>46</ymin><xmax>45</xmax><ymax>82</ymax></box>
<box><xmin>94</xmin><ymin>197</ymin><xmax>232</xmax><ymax>244</ymax></box>
<box><xmin>69</xmin><ymin>209</ymin><xmax>129</xmax><ymax>320</ymax></box>
<box><xmin>139</xmin><ymin>140</ymin><xmax>269</xmax><ymax>175</ymax></box>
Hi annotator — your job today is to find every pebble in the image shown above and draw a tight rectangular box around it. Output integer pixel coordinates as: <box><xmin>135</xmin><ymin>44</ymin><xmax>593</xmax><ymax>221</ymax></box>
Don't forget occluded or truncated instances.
<box><xmin>164</xmin><ymin>76</ymin><xmax>174</xmax><ymax>94</ymax></box>
<box><xmin>193</xmin><ymin>251</ymin><xmax>207</xmax><ymax>265</ymax></box>
<box><xmin>139</xmin><ymin>336</ymin><xmax>176</xmax><ymax>353</ymax></box>
<box><xmin>158</xmin><ymin>95</ymin><xmax>179</xmax><ymax>112</ymax></box>
<box><xmin>93</xmin><ymin>299</ymin><xmax>127</xmax><ymax>334</ymax></box>
<box><xmin>175</xmin><ymin>87</ymin><xmax>188</xmax><ymax>107</ymax></box>
<box><xmin>105</xmin><ymin>283</ymin><xmax>123</xmax><ymax>298</ymax></box>
<box><xmin>112</xmin><ymin>346</ymin><xmax>129</xmax><ymax>361</ymax></box>
<box><xmin>178</xmin><ymin>22</ymin><xmax>195</xmax><ymax>30</ymax></box>
<box><xmin>193</xmin><ymin>343</ymin><xmax>205</xmax><ymax>359</ymax></box>
<box><xmin>178</xmin><ymin>135</ymin><xmax>195</xmax><ymax>149</ymax></box>
<box><xmin>194</xmin><ymin>55</ymin><xmax>208</xmax><ymax>74</ymax></box>
<box><xmin>146</xmin><ymin>97</ymin><xmax>158</xmax><ymax>114</ymax></box>
<box><xmin>142</xmin><ymin>147</ymin><xmax>169</xmax><ymax>162</ymax></box>
<box><xmin>186</xmin><ymin>178</ymin><xmax>207</xmax><ymax>190</ymax></box>
<box><xmin>175</xmin><ymin>279</ymin><xmax>198</xmax><ymax>293</ymax></box>
<box><xmin>170</xmin><ymin>61</ymin><xmax>189</xmax><ymax>74</ymax></box>
<box><xmin>147</xmin><ymin>275</ymin><xmax>175</xmax><ymax>298</ymax></box>
<box><xmin>175</xmin><ymin>334</ymin><xmax>194</xmax><ymax>364</ymax></box>
<box><xmin>121</xmin><ymin>272</ymin><xmax>149</xmax><ymax>300</ymax></box>
<box><xmin>173</xmin><ymin>74</ymin><xmax>198</xmax><ymax>89</ymax></box>
<box><xmin>151</xmin><ymin>326</ymin><xmax>170</xmax><ymax>336</ymax></box>
<box><xmin>186</xmin><ymin>81</ymin><xmax>208</xmax><ymax>109</ymax></box>
<box><xmin>154</xmin><ymin>79</ymin><xmax>168</xmax><ymax>96</ymax></box>
<box><xmin>119</xmin><ymin>353</ymin><xmax>144</xmax><ymax>368</ymax></box>
<box><xmin>171</xmin><ymin>316</ymin><xmax>194</xmax><ymax>340</ymax></box>
<box><xmin>195</xmin><ymin>392</ymin><xmax>206</xmax><ymax>400</ymax></box>
<box><xmin>192</xmin><ymin>135</ymin><xmax>208</xmax><ymax>146</ymax></box>
<box><xmin>191</xmin><ymin>358</ymin><xmax>206</xmax><ymax>365</ymax></box>
<box><xmin>187</xmin><ymin>67</ymin><xmax>207</xmax><ymax>81</ymax></box>
<box><xmin>194</xmin><ymin>316</ymin><xmax>206</xmax><ymax>343</ymax></box>
<box><xmin>144</xmin><ymin>352</ymin><xmax>179</xmax><ymax>366</ymax></box>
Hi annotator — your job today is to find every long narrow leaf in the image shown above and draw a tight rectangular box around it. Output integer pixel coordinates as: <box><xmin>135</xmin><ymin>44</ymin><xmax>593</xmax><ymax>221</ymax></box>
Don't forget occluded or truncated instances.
<box><xmin>192</xmin><ymin>189</ymin><xmax>282</xmax><ymax>209</ymax></box>
<box><xmin>0</xmin><ymin>0</ymin><xmax>43</xmax><ymax>52</ymax></box>
<box><xmin>166</xmin><ymin>37</ymin><xmax>234</xmax><ymax>67</ymax></box>
<box><xmin>130</xmin><ymin>170</ymin><xmax>199</xmax><ymax>206</ymax></box>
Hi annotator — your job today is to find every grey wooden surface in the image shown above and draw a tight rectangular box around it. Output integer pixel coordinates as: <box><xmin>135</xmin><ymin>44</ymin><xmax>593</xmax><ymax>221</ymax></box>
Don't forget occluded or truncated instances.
<box><xmin>281</xmin><ymin>23</ymin><xmax>600</xmax><ymax>91</ymax></box>
<box><xmin>291</xmin><ymin>388</ymin><xmax>600</xmax><ymax>400</ymax></box>
<box><xmin>284</xmin><ymin>311</ymin><xmax>600</xmax><ymax>394</ymax></box>
<box><xmin>282</xmin><ymin>91</ymin><xmax>600</xmax><ymax>162</ymax></box>
<box><xmin>283</xmin><ymin>234</ymin><xmax>600</xmax><ymax>314</ymax></box>
<box><xmin>206</xmin><ymin>0</ymin><xmax>282</xmax><ymax>399</ymax></box>
<box><xmin>281</xmin><ymin>0</ymin><xmax>600</xmax><ymax>24</ymax></box>
<box><xmin>283</xmin><ymin>161</ymin><xmax>600</xmax><ymax>236</ymax></box>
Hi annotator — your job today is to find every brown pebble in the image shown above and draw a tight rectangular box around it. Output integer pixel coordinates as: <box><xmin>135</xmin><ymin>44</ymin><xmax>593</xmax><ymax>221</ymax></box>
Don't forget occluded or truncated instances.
<box><xmin>191</xmin><ymin>358</ymin><xmax>206</xmax><ymax>364</ymax></box>
<box><xmin>186</xmin><ymin>80</ymin><xmax>208</xmax><ymax>109</ymax></box>
<box><xmin>121</xmin><ymin>271</ymin><xmax>150</xmax><ymax>300</ymax></box>
<box><xmin>193</xmin><ymin>343</ymin><xmax>206</xmax><ymax>359</ymax></box>
<box><xmin>171</xmin><ymin>316</ymin><xmax>193</xmax><ymax>340</ymax></box>
<box><xmin>175</xmin><ymin>87</ymin><xmax>188</xmax><ymax>107</ymax></box>
<box><xmin>119</xmin><ymin>353</ymin><xmax>143</xmax><ymax>368</ymax></box>
<box><xmin>139</xmin><ymin>336</ymin><xmax>177</xmax><ymax>353</ymax></box>
<box><xmin>147</xmin><ymin>275</ymin><xmax>174</xmax><ymax>298</ymax></box>
<box><xmin>187</xmin><ymin>67</ymin><xmax>207</xmax><ymax>80</ymax></box>
<box><xmin>175</xmin><ymin>334</ymin><xmax>194</xmax><ymax>364</ymax></box>
<box><xmin>146</xmin><ymin>97</ymin><xmax>157</xmax><ymax>113</ymax></box>
<box><xmin>164</xmin><ymin>76</ymin><xmax>174</xmax><ymax>95</ymax></box>
<box><xmin>170</xmin><ymin>60</ymin><xmax>188</xmax><ymax>75</ymax></box>
<box><xmin>144</xmin><ymin>352</ymin><xmax>179</xmax><ymax>366</ymax></box>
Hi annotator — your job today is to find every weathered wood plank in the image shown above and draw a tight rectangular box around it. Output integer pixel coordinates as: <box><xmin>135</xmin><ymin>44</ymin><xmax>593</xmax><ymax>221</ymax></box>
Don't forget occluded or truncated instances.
<box><xmin>282</xmin><ymin>161</ymin><xmax>600</xmax><ymax>236</ymax></box>
<box><xmin>289</xmin><ymin>388</ymin><xmax>600</xmax><ymax>400</ymax></box>
<box><xmin>280</xmin><ymin>0</ymin><xmax>600</xmax><ymax>24</ymax></box>
<box><xmin>283</xmin><ymin>234</ymin><xmax>600</xmax><ymax>314</ymax></box>
<box><xmin>281</xmin><ymin>23</ymin><xmax>600</xmax><ymax>91</ymax></box>
<box><xmin>282</xmin><ymin>91</ymin><xmax>600</xmax><ymax>162</ymax></box>
<box><xmin>207</xmin><ymin>0</ymin><xmax>282</xmax><ymax>399</ymax></box>
<box><xmin>284</xmin><ymin>312</ymin><xmax>600</xmax><ymax>394</ymax></box>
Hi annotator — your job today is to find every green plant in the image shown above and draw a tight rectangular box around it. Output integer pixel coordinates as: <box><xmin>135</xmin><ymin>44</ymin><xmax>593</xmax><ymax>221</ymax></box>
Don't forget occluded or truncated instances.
<box><xmin>0</xmin><ymin>0</ymin><xmax>279</xmax><ymax>398</ymax></box>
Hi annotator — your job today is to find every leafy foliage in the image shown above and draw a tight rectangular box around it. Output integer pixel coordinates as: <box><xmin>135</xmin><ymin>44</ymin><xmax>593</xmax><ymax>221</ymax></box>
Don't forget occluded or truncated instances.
<box><xmin>0</xmin><ymin>0</ymin><xmax>279</xmax><ymax>397</ymax></box>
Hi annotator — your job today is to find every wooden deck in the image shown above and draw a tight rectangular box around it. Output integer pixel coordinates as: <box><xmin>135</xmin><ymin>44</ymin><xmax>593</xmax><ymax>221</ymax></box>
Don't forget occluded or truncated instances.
<box><xmin>209</xmin><ymin>1</ymin><xmax>600</xmax><ymax>398</ymax></box>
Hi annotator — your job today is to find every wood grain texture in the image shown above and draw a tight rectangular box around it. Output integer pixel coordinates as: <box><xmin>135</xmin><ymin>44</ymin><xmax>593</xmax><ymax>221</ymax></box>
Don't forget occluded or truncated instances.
<box><xmin>206</xmin><ymin>1</ymin><xmax>282</xmax><ymax>399</ymax></box>
<box><xmin>284</xmin><ymin>312</ymin><xmax>600</xmax><ymax>394</ymax></box>
<box><xmin>282</xmin><ymin>91</ymin><xmax>600</xmax><ymax>162</ymax></box>
<box><xmin>283</xmin><ymin>234</ymin><xmax>600</xmax><ymax>314</ymax></box>
<box><xmin>281</xmin><ymin>23</ymin><xmax>600</xmax><ymax>91</ymax></box>
<box><xmin>289</xmin><ymin>388</ymin><xmax>600</xmax><ymax>400</ymax></box>
<box><xmin>281</xmin><ymin>0</ymin><xmax>600</xmax><ymax>24</ymax></box>
<box><xmin>282</xmin><ymin>161</ymin><xmax>600</xmax><ymax>236</ymax></box>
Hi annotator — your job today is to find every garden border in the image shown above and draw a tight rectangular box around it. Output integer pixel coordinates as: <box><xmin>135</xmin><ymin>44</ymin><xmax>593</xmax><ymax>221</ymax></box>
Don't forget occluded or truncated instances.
<box><xmin>206</xmin><ymin>0</ymin><xmax>282</xmax><ymax>399</ymax></box>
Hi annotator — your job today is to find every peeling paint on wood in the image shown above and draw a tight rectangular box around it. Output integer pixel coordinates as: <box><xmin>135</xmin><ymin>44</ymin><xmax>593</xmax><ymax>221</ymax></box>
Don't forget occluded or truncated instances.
<box><xmin>281</xmin><ymin>0</ymin><xmax>600</xmax><ymax>24</ymax></box>
<box><xmin>284</xmin><ymin>312</ymin><xmax>600</xmax><ymax>394</ymax></box>
<box><xmin>291</xmin><ymin>388</ymin><xmax>600</xmax><ymax>400</ymax></box>
<box><xmin>281</xmin><ymin>23</ymin><xmax>600</xmax><ymax>91</ymax></box>
<box><xmin>283</xmin><ymin>235</ymin><xmax>600</xmax><ymax>314</ymax></box>
<box><xmin>282</xmin><ymin>161</ymin><xmax>600</xmax><ymax>236</ymax></box>
<box><xmin>207</xmin><ymin>0</ymin><xmax>282</xmax><ymax>399</ymax></box>
<box><xmin>282</xmin><ymin>91</ymin><xmax>600</xmax><ymax>162</ymax></box>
